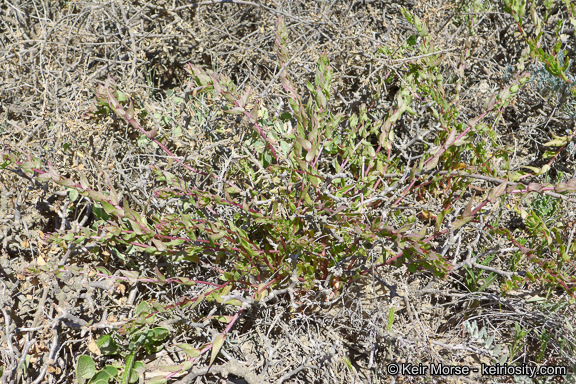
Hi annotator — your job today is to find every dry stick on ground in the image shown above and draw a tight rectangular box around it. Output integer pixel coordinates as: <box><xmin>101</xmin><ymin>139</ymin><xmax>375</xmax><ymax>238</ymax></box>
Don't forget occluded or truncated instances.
<box><xmin>172</xmin><ymin>360</ymin><xmax>270</xmax><ymax>384</ymax></box>
<box><xmin>119</xmin><ymin>3</ymin><xmax>138</xmax><ymax>78</ymax></box>
<box><xmin>358</xmin><ymin>170</ymin><xmax>576</xmax><ymax>206</ymax></box>
<box><xmin>171</xmin><ymin>0</ymin><xmax>317</xmax><ymax>25</ymax></box>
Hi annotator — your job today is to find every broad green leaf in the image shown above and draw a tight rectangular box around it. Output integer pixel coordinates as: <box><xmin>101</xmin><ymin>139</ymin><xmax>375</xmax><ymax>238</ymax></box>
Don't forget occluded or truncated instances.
<box><xmin>296</xmin><ymin>137</ymin><xmax>312</xmax><ymax>151</ymax></box>
<box><xmin>68</xmin><ymin>188</ymin><xmax>79</xmax><ymax>202</ymax></box>
<box><xmin>130</xmin><ymin>361</ymin><xmax>145</xmax><ymax>383</ymax></box>
<box><xmin>151</xmin><ymin>327</ymin><xmax>169</xmax><ymax>341</ymax></box>
<box><xmin>97</xmin><ymin>334</ymin><xmax>119</xmax><ymax>355</ymax></box>
<box><xmin>102</xmin><ymin>366</ymin><xmax>118</xmax><ymax>377</ymax></box>
<box><xmin>135</xmin><ymin>301</ymin><xmax>151</xmax><ymax>316</ymax></box>
<box><xmin>76</xmin><ymin>355</ymin><xmax>96</xmax><ymax>384</ymax></box>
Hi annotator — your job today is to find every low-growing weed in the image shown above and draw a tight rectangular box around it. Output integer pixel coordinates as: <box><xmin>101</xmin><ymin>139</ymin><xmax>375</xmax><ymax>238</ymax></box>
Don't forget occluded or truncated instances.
<box><xmin>3</xmin><ymin>4</ymin><xmax>576</xmax><ymax>380</ymax></box>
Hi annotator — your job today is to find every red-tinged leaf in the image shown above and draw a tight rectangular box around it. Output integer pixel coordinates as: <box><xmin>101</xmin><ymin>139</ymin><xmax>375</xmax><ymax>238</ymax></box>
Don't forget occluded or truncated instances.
<box><xmin>425</xmin><ymin>152</ymin><xmax>441</xmax><ymax>171</ymax></box>
<box><xmin>487</xmin><ymin>182</ymin><xmax>507</xmax><ymax>203</ymax></box>
<box><xmin>108</xmin><ymin>185</ymin><xmax>119</xmax><ymax>205</ymax></box>
<box><xmin>152</xmin><ymin>238</ymin><xmax>167</xmax><ymax>252</ymax></box>
<box><xmin>555</xmin><ymin>183</ymin><xmax>576</xmax><ymax>193</ymax></box>
<box><xmin>35</xmin><ymin>172</ymin><xmax>52</xmax><ymax>182</ymax></box>
<box><xmin>125</xmin><ymin>100</ymin><xmax>134</xmax><ymax>120</ymax></box>
<box><xmin>281</xmin><ymin>76</ymin><xmax>297</xmax><ymax>98</ymax></box>
<box><xmin>316</xmin><ymin>88</ymin><xmax>327</xmax><ymax>108</ymax></box>
<box><xmin>249</xmin><ymin>102</ymin><xmax>258</xmax><ymax>123</ymax></box>
<box><xmin>445</xmin><ymin>129</ymin><xmax>457</xmax><ymax>147</ymax></box>
<box><xmin>128</xmin><ymin>219</ymin><xmax>143</xmax><ymax>235</ymax></box>
<box><xmin>120</xmin><ymin>270</ymin><xmax>140</xmax><ymax>283</ymax></box>
<box><xmin>80</xmin><ymin>174</ymin><xmax>90</xmax><ymax>190</ymax></box>
<box><xmin>210</xmin><ymin>334</ymin><xmax>225</xmax><ymax>366</ymax></box>
<box><xmin>238</xmin><ymin>87</ymin><xmax>251</xmax><ymax>108</ymax></box>
<box><xmin>57</xmin><ymin>178</ymin><xmax>76</xmax><ymax>188</ymax></box>
<box><xmin>48</xmin><ymin>164</ymin><xmax>61</xmax><ymax>181</ymax></box>
<box><xmin>567</xmin><ymin>178</ymin><xmax>576</xmax><ymax>187</ymax></box>
<box><xmin>308</xmin><ymin>126</ymin><xmax>319</xmax><ymax>143</ymax></box>
<box><xmin>296</xmin><ymin>137</ymin><xmax>312</xmax><ymax>151</ymax></box>
<box><xmin>175</xmin><ymin>277</ymin><xmax>195</xmax><ymax>286</ymax></box>
<box><xmin>155</xmin><ymin>266</ymin><xmax>166</xmax><ymax>283</ymax></box>
<box><xmin>176</xmin><ymin>344</ymin><xmax>201</xmax><ymax>358</ymax></box>
<box><xmin>452</xmin><ymin>217</ymin><xmax>472</xmax><ymax>230</ymax></box>
<box><xmin>404</xmin><ymin>231</ymin><xmax>424</xmax><ymax>240</ymax></box>
<box><xmin>224</xmin><ymin>107</ymin><xmax>245</xmax><ymax>115</ymax></box>
<box><xmin>147</xmin><ymin>125</ymin><xmax>157</xmax><ymax>140</ymax></box>
<box><xmin>527</xmin><ymin>182</ymin><xmax>542</xmax><ymax>192</ymax></box>
<box><xmin>463</xmin><ymin>195</ymin><xmax>474</xmax><ymax>218</ymax></box>
<box><xmin>305</xmin><ymin>148</ymin><xmax>316</xmax><ymax>162</ymax></box>
<box><xmin>20</xmin><ymin>161</ymin><xmax>36</xmax><ymax>174</ymax></box>
<box><xmin>87</xmin><ymin>189</ymin><xmax>105</xmax><ymax>202</ymax></box>
<box><xmin>221</xmin><ymin>91</ymin><xmax>235</xmax><ymax>103</ymax></box>
<box><xmin>211</xmin><ymin>75</ymin><xmax>222</xmax><ymax>96</ymax></box>
<box><xmin>106</xmin><ymin>89</ymin><xmax>120</xmax><ymax>110</ymax></box>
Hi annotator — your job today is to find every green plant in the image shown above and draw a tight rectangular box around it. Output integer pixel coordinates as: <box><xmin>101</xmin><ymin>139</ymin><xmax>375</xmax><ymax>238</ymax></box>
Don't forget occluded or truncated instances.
<box><xmin>74</xmin><ymin>324</ymin><xmax>166</xmax><ymax>384</ymax></box>
<box><xmin>463</xmin><ymin>320</ymin><xmax>507</xmax><ymax>364</ymax></box>
<box><xmin>463</xmin><ymin>254</ymin><xmax>498</xmax><ymax>293</ymax></box>
<box><xmin>509</xmin><ymin>321</ymin><xmax>528</xmax><ymax>363</ymax></box>
<box><xmin>4</xmin><ymin>9</ymin><xmax>576</xmax><ymax>381</ymax></box>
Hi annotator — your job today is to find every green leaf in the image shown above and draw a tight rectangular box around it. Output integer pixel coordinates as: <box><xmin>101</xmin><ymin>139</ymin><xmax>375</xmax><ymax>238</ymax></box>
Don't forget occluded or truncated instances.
<box><xmin>68</xmin><ymin>188</ymin><xmax>79</xmax><ymax>202</ymax></box>
<box><xmin>76</xmin><ymin>355</ymin><xmax>96</xmax><ymax>384</ymax></box>
<box><xmin>542</xmin><ymin>150</ymin><xmax>557</xmax><ymax>159</ymax></box>
<box><xmin>135</xmin><ymin>301</ymin><xmax>151</xmax><ymax>316</ymax></box>
<box><xmin>296</xmin><ymin>137</ymin><xmax>312</xmax><ymax>151</ymax></box>
<box><xmin>176</xmin><ymin>344</ymin><xmax>202</xmax><ymax>358</ymax></box>
<box><xmin>151</xmin><ymin>327</ymin><xmax>169</xmax><ymax>341</ymax></box>
<box><xmin>120</xmin><ymin>269</ymin><xmax>140</xmax><ymax>283</ymax></box>
<box><xmin>80</xmin><ymin>174</ymin><xmax>90</xmax><ymax>189</ymax></box>
<box><xmin>121</xmin><ymin>352</ymin><xmax>136</xmax><ymax>384</ymax></box>
<box><xmin>223</xmin><ymin>299</ymin><xmax>243</xmax><ymax>306</ymax></box>
<box><xmin>210</xmin><ymin>333</ymin><xmax>226</xmax><ymax>366</ymax></box>
<box><xmin>116</xmin><ymin>90</ymin><xmax>129</xmax><ymax>102</ymax></box>
<box><xmin>130</xmin><ymin>361</ymin><xmax>144</xmax><ymax>383</ymax></box>
<box><xmin>543</xmin><ymin>136</ymin><xmax>570</xmax><ymax>147</ymax></box>
<box><xmin>224</xmin><ymin>107</ymin><xmax>245</xmax><ymax>115</ymax></box>
<box><xmin>92</xmin><ymin>205</ymin><xmax>110</xmax><ymax>221</ymax></box>
<box><xmin>137</xmin><ymin>135</ymin><xmax>150</xmax><ymax>147</ymax></box>
<box><xmin>225</xmin><ymin>186</ymin><xmax>241</xmax><ymax>194</ymax></box>
<box><xmin>452</xmin><ymin>217</ymin><xmax>472</xmax><ymax>230</ymax></box>
<box><xmin>102</xmin><ymin>365</ymin><xmax>118</xmax><ymax>377</ymax></box>
<box><xmin>97</xmin><ymin>334</ymin><xmax>119</xmax><ymax>355</ymax></box>
<box><xmin>101</xmin><ymin>201</ymin><xmax>117</xmax><ymax>215</ymax></box>
<box><xmin>387</xmin><ymin>307</ymin><xmax>395</xmax><ymax>331</ymax></box>
<box><xmin>89</xmin><ymin>366</ymin><xmax>118</xmax><ymax>384</ymax></box>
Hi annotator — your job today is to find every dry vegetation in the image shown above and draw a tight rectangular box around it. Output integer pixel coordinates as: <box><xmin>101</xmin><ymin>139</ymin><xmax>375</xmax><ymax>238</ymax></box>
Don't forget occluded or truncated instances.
<box><xmin>2</xmin><ymin>0</ymin><xmax>576</xmax><ymax>383</ymax></box>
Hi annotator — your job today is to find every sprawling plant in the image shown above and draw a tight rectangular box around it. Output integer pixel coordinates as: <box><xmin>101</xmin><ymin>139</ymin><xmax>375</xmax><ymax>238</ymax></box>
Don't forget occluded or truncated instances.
<box><xmin>3</xmin><ymin>6</ymin><xmax>576</xmax><ymax>380</ymax></box>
